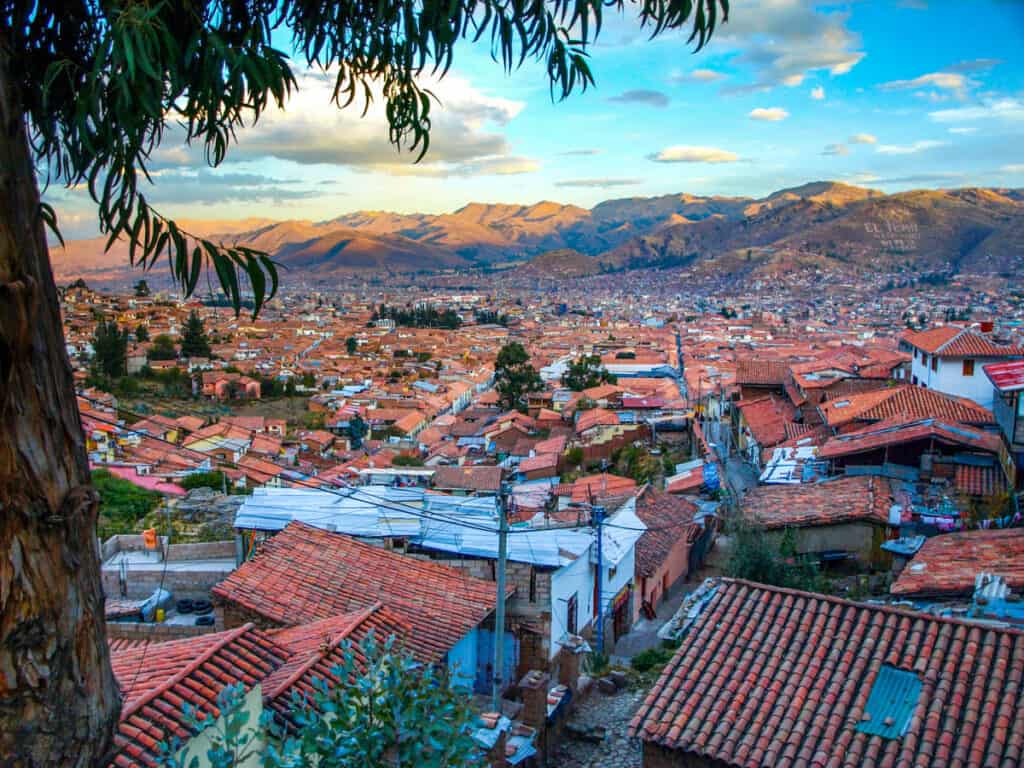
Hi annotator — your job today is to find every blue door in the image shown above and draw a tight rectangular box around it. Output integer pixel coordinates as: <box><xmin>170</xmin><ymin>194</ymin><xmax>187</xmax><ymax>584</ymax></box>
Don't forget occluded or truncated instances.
<box><xmin>474</xmin><ymin>629</ymin><xmax>519</xmax><ymax>695</ymax></box>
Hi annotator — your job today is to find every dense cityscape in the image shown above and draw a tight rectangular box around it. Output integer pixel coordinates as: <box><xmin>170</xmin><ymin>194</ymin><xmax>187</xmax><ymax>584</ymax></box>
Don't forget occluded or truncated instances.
<box><xmin>5</xmin><ymin>0</ymin><xmax>1024</xmax><ymax>765</ymax></box>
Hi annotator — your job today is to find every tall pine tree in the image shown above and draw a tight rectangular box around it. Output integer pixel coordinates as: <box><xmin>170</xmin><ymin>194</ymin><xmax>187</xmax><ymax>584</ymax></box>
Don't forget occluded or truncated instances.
<box><xmin>180</xmin><ymin>310</ymin><xmax>212</xmax><ymax>359</ymax></box>
<box><xmin>91</xmin><ymin>319</ymin><xmax>128</xmax><ymax>378</ymax></box>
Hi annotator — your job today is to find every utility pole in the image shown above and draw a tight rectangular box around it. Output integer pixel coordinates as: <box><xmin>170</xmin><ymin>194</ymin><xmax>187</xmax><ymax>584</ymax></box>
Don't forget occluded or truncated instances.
<box><xmin>593</xmin><ymin>503</ymin><xmax>606</xmax><ymax>655</ymax></box>
<box><xmin>492</xmin><ymin>485</ymin><xmax>509</xmax><ymax>711</ymax></box>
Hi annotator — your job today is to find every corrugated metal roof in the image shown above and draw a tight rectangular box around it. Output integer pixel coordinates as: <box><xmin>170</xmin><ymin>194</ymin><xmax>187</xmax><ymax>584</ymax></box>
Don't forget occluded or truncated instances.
<box><xmin>856</xmin><ymin>664</ymin><xmax>922</xmax><ymax>740</ymax></box>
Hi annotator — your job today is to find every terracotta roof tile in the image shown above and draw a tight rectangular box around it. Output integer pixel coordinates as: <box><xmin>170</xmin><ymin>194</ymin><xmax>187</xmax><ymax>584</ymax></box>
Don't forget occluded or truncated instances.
<box><xmin>735</xmin><ymin>358</ymin><xmax>791</xmax><ymax>386</ymax></box>
<box><xmin>109</xmin><ymin>624</ymin><xmax>288</xmax><ymax>768</ymax></box>
<box><xmin>819</xmin><ymin>385</ymin><xmax>994</xmax><ymax>428</ymax></box>
<box><xmin>629</xmin><ymin>578</ymin><xmax>1024</xmax><ymax>767</ymax></box>
<box><xmin>635</xmin><ymin>487</ymin><xmax>699</xmax><ymax>578</ymax></box>
<box><xmin>742</xmin><ymin>475</ymin><xmax>892</xmax><ymax>529</ymax></box>
<box><xmin>212</xmin><ymin>522</ymin><xmax>505</xmax><ymax>661</ymax></box>
<box><xmin>892</xmin><ymin>528</ymin><xmax>1024</xmax><ymax>597</ymax></box>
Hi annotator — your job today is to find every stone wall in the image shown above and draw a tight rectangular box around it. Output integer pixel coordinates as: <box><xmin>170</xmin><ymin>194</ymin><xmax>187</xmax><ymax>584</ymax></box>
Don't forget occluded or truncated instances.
<box><xmin>641</xmin><ymin>742</ymin><xmax>726</xmax><ymax>768</ymax></box>
<box><xmin>166</xmin><ymin>540</ymin><xmax>236</xmax><ymax>562</ymax></box>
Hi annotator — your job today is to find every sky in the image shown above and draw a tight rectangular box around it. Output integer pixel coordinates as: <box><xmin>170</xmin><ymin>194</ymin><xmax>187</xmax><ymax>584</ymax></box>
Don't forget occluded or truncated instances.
<box><xmin>48</xmin><ymin>0</ymin><xmax>1024</xmax><ymax>239</ymax></box>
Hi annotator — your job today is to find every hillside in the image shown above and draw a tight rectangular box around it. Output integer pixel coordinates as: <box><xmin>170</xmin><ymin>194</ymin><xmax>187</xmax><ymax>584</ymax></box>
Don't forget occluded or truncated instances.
<box><xmin>50</xmin><ymin>182</ymin><xmax>1024</xmax><ymax>284</ymax></box>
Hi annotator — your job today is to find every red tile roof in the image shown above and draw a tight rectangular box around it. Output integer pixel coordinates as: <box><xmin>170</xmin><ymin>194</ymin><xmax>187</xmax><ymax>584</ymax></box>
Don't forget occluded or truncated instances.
<box><xmin>263</xmin><ymin>604</ymin><xmax>412</xmax><ymax>728</ymax></box>
<box><xmin>735</xmin><ymin>358</ymin><xmax>790</xmax><ymax>386</ymax></box>
<box><xmin>568</xmin><ymin>473</ymin><xmax>637</xmax><ymax>504</ymax></box>
<box><xmin>892</xmin><ymin>528</ymin><xmax>1024</xmax><ymax>596</ymax></box>
<box><xmin>432</xmin><ymin>464</ymin><xmax>503</xmax><ymax>492</ymax></box>
<box><xmin>819</xmin><ymin>416</ymin><xmax>1003</xmax><ymax>459</ymax></box>
<box><xmin>742</xmin><ymin>475</ymin><xmax>892</xmax><ymax>529</ymax></box>
<box><xmin>212</xmin><ymin>522</ymin><xmax>505</xmax><ymax>661</ymax></box>
<box><xmin>905</xmin><ymin>326</ymin><xmax>1024</xmax><ymax>358</ymax></box>
<box><xmin>109</xmin><ymin>624</ymin><xmax>288</xmax><ymax>768</ymax></box>
<box><xmin>818</xmin><ymin>385</ymin><xmax>994</xmax><ymax>428</ymax></box>
<box><xmin>985</xmin><ymin>359</ymin><xmax>1024</xmax><ymax>393</ymax></box>
<box><xmin>634</xmin><ymin>487</ymin><xmax>699</xmax><ymax>578</ymax></box>
<box><xmin>629</xmin><ymin>578</ymin><xmax>1024</xmax><ymax>767</ymax></box>
<box><xmin>737</xmin><ymin>395</ymin><xmax>796</xmax><ymax>448</ymax></box>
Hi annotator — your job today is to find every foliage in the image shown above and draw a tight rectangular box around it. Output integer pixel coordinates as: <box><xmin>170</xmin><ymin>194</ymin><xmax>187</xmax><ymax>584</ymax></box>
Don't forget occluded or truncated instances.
<box><xmin>148</xmin><ymin>333</ymin><xmax>178</xmax><ymax>361</ymax></box>
<box><xmin>392</xmin><ymin>453</ymin><xmax>425</xmax><ymax>467</ymax></box>
<box><xmin>348</xmin><ymin>414</ymin><xmax>368</xmax><ymax>450</ymax></box>
<box><xmin>180</xmin><ymin>311</ymin><xmax>212</xmax><ymax>359</ymax></box>
<box><xmin>494</xmin><ymin>342</ymin><xmax>543</xmax><ymax>413</ymax></box>
<box><xmin>561</xmin><ymin>353</ymin><xmax>616</xmax><ymax>391</ymax></box>
<box><xmin>179</xmin><ymin>471</ymin><xmax>228</xmax><ymax>492</ymax></box>
<box><xmin>374</xmin><ymin>303</ymin><xmax>461</xmax><ymax>329</ymax></box>
<box><xmin>565</xmin><ymin>446</ymin><xmax>584</xmax><ymax>467</ymax></box>
<box><xmin>726</xmin><ymin>522</ymin><xmax>823</xmax><ymax>592</ymax></box>
<box><xmin>157</xmin><ymin>635</ymin><xmax>480</xmax><ymax>768</ymax></box>
<box><xmin>153</xmin><ymin>366</ymin><xmax>192</xmax><ymax>397</ymax></box>
<box><xmin>92</xmin><ymin>468</ymin><xmax>162</xmax><ymax>540</ymax></box>
<box><xmin>612</xmin><ymin>444</ymin><xmax>661</xmax><ymax>485</ymax></box>
<box><xmin>300</xmin><ymin>372</ymin><xmax>316</xmax><ymax>388</ymax></box>
<box><xmin>474</xmin><ymin>309</ymin><xmax>509</xmax><ymax>326</ymax></box>
<box><xmin>345</xmin><ymin>336</ymin><xmax>358</xmax><ymax>355</ymax></box>
<box><xmin>135</xmin><ymin>323</ymin><xmax>150</xmax><ymax>342</ymax></box>
<box><xmin>631</xmin><ymin>646</ymin><xmax>674</xmax><ymax>673</ymax></box>
<box><xmin>92</xmin><ymin>319</ymin><xmax>129</xmax><ymax>378</ymax></box>
<box><xmin>582</xmin><ymin>651</ymin><xmax>611</xmax><ymax>678</ymax></box>
<box><xmin>133</xmin><ymin>279</ymin><xmax>150</xmax><ymax>297</ymax></box>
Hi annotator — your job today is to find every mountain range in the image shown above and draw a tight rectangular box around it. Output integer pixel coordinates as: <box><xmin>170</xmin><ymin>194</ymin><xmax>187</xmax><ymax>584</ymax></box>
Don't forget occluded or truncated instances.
<box><xmin>50</xmin><ymin>181</ymin><xmax>1024</xmax><ymax>285</ymax></box>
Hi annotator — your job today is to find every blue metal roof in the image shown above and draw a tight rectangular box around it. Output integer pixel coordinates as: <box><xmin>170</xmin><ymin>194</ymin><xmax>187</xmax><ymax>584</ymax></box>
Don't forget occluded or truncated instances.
<box><xmin>856</xmin><ymin>665</ymin><xmax>922</xmax><ymax>740</ymax></box>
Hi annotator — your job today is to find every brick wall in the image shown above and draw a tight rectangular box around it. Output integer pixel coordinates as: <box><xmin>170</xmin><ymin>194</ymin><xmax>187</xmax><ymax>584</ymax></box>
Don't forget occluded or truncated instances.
<box><xmin>166</xmin><ymin>540</ymin><xmax>236</xmax><ymax>561</ymax></box>
<box><xmin>102</xmin><ymin>567</ymin><xmax>232</xmax><ymax>601</ymax></box>
<box><xmin>106</xmin><ymin>620</ymin><xmax>216</xmax><ymax>642</ymax></box>
<box><xmin>215</xmin><ymin>598</ymin><xmax>286</xmax><ymax>632</ymax></box>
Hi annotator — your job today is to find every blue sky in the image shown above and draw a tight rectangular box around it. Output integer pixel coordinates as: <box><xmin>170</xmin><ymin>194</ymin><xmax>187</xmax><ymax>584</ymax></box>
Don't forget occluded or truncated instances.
<box><xmin>49</xmin><ymin>0</ymin><xmax>1024</xmax><ymax>239</ymax></box>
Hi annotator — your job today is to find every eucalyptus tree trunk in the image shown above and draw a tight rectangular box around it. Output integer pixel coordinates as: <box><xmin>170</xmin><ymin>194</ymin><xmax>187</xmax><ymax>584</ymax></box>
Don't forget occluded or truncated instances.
<box><xmin>0</xmin><ymin>39</ymin><xmax>120</xmax><ymax>765</ymax></box>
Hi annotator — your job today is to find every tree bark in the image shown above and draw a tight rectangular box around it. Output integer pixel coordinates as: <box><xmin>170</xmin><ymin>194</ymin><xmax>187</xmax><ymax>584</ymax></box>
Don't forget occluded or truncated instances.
<box><xmin>0</xmin><ymin>38</ymin><xmax>120</xmax><ymax>766</ymax></box>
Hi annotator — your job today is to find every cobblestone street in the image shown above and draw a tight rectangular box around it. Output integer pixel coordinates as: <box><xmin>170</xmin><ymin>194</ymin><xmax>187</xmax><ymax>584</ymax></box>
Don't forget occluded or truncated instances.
<box><xmin>551</xmin><ymin>686</ymin><xmax>645</xmax><ymax>768</ymax></box>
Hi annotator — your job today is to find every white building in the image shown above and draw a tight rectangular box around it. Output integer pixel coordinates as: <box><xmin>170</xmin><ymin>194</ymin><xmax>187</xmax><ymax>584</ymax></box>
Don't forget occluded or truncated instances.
<box><xmin>901</xmin><ymin>326</ymin><xmax>1024</xmax><ymax>410</ymax></box>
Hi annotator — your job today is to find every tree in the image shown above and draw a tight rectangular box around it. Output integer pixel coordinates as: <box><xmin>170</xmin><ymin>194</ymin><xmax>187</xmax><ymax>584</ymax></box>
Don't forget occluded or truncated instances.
<box><xmin>147</xmin><ymin>333</ymin><xmax>178</xmax><ymax>361</ymax></box>
<box><xmin>180</xmin><ymin>310</ymin><xmax>212</xmax><ymax>359</ymax></box>
<box><xmin>494</xmin><ymin>342</ymin><xmax>544</xmax><ymax>412</ymax></box>
<box><xmin>348</xmin><ymin>414</ymin><xmax>368</xmax><ymax>451</ymax></box>
<box><xmin>91</xmin><ymin>318</ymin><xmax>129</xmax><ymax>378</ymax></box>
<box><xmin>92</xmin><ymin>468</ymin><xmax>163</xmax><ymax>540</ymax></box>
<box><xmin>2</xmin><ymin>0</ymin><xmax>727</xmax><ymax>760</ymax></box>
<box><xmin>561</xmin><ymin>353</ymin><xmax>616</xmax><ymax>391</ymax></box>
<box><xmin>133</xmin><ymin>279</ymin><xmax>150</xmax><ymax>297</ymax></box>
<box><xmin>135</xmin><ymin>323</ymin><xmax>150</xmax><ymax>342</ymax></box>
<box><xmin>345</xmin><ymin>336</ymin><xmax>358</xmax><ymax>355</ymax></box>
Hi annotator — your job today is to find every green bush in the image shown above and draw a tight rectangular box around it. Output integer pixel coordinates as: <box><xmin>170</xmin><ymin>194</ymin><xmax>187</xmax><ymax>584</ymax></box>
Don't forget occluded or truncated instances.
<box><xmin>92</xmin><ymin>469</ymin><xmax>162</xmax><ymax>540</ymax></box>
<box><xmin>631</xmin><ymin>647</ymin><xmax>674</xmax><ymax>673</ymax></box>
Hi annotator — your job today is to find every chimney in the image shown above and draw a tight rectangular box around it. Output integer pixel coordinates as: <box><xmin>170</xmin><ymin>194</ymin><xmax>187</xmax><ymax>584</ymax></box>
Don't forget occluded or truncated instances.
<box><xmin>518</xmin><ymin>670</ymin><xmax>550</xmax><ymax>730</ymax></box>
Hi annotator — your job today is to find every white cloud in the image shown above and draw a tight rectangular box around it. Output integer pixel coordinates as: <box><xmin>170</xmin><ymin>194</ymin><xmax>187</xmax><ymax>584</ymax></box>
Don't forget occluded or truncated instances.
<box><xmin>849</xmin><ymin>133</ymin><xmax>877</xmax><ymax>144</ymax></box>
<box><xmin>929</xmin><ymin>98</ymin><xmax>1024</xmax><ymax>123</ymax></box>
<box><xmin>881</xmin><ymin>72</ymin><xmax>970</xmax><ymax>93</ymax></box>
<box><xmin>749</xmin><ymin>107</ymin><xmax>789</xmax><ymax>122</ymax></box>
<box><xmin>1001</xmin><ymin>164</ymin><xmax>1024</xmax><ymax>174</ymax></box>
<box><xmin>948</xmin><ymin>127</ymin><xmax>977</xmax><ymax>134</ymax></box>
<box><xmin>670</xmin><ymin>68</ymin><xmax>725</xmax><ymax>83</ymax></box>
<box><xmin>649</xmin><ymin>146</ymin><xmax>739</xmax><ymax>164</ymax></box>
<box><xmin>822</xmin><ymin>143</ymin><xmax>848</xmax><ymax>156</ymax></box>
<box><xmin>719</xmin><ymin>1</ymin><xmax>865</xmax><ymax>93</ymax></box>
<box><xmin>875</xmin><ymin>140</ymin><xmax>946</xmax><ymax>155</ymax></box>
<box><xmin>810</xmin><ymin>86</ymin><xmax>825</xmax><ymax>100</ymax></box>
<box><xmin>154</xmin><ymin>68</ymin><xmax>536</xmax><ymax>179</ymax></box>
<box><xmin>555</xmin><ymin>178</ymin><xmax>643</xmax><ymax>188</ymax></box>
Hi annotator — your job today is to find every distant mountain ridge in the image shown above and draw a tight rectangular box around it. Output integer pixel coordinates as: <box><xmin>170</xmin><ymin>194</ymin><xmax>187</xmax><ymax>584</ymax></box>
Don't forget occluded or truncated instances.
<box><xmin>50</xmin><ymin>181</ymin><xmax>1024</xmax><ymax>283</ymax></box>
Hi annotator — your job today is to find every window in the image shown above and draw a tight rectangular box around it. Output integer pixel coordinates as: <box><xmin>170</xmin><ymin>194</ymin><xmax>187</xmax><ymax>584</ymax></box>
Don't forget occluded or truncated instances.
<box><xmin>931</xmin><ymin>356</ymin><xmax>938</xmax><ymax>372</ymax></box>
<box><xmin>921</xmin><ymin>353</ymin><xmax>927</xmax><ymax>367</ymax></box>
<box><xmin>566</xmin><ymin>593</ymin><xmax>578</xmax><ymax>635</ymax></box>
<box><xmin>963</xmin><ymin>359</ymin><xmax>975</xmax><ymax>376</ymax></box>
<box><xmin>529</xmin><ymin>567</ymin><xmax>537</xmax><ymax>603</ymax></box>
